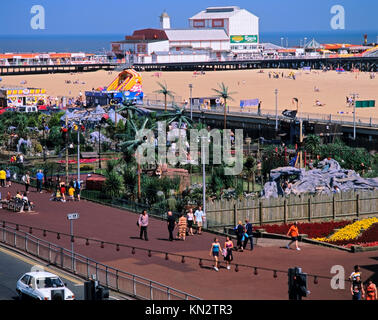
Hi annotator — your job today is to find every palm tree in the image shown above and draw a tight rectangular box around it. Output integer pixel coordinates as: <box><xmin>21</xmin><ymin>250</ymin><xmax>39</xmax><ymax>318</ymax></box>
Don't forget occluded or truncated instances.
<box><xmin>212</xmin><ymin>82</ymin><xmax>237</xmax><ymax>129</ymax></box>
<box><xmin>244</xmin><ymin>156</ymin><xmax>257</xmax><ymax>192</ymax></box>
<box><xmin>154</xmin><ymin>81</ymin><xmax>175</xmax><ymax>112</ymax></box>
<box><xmin>119</xmin><ymin>118</ymin><xmax>150</xmax><ymax>200</ymax></box>
<box><xmin>156</xmin><ymin>104</ymin><xmax>192</xmax><ymax>129</ymax></box>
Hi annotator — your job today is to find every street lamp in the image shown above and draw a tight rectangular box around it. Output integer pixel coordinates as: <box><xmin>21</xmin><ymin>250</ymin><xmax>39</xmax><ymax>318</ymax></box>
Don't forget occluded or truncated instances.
<box><xmin>281</xmin><ymin>37</ymin><xmax>284</xmax><ymax>48</ymax></box>
<box><xmin>350</xmin><ymin>93</ymin><xmax>359</xmax><ymax>140</ymax></box>
<box><xmin>41</xmin><ymin>118</ymin><xmax>47</xmax><ymax>163</ymax></box>
<box><xmin>189</xmin><ymin>84</ymin><xmax>193</xmax><ymax>120</ymax></box>
<box><xmin>304</xmin><ymin>37</ymin><xmax>307</xmax><ymax>48</ymax></box>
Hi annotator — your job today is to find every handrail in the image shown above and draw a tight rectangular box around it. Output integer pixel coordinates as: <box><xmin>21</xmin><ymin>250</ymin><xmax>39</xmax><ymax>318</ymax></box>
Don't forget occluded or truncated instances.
<box><xmin>0</xmin><ymin>225</ymin><xmax>200</xmax><ymax>300</ymax></box>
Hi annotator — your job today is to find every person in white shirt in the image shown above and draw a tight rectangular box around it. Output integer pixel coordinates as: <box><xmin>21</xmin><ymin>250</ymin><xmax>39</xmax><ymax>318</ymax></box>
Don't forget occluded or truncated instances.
<box><xmin>194</xmin><ymin>206</ymin><xmax>205</xmax><ymax>235</ymax></box>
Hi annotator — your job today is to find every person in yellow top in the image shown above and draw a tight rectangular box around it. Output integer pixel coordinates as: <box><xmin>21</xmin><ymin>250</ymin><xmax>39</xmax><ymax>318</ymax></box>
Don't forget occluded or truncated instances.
<box><xmin>0</xmin><ymin>168</ymin><xmax>6</xmax><ymax>187</ymax></box>
<box><xmin>286</xmin><ymin>221</ymin><xmax>301</xmax><ymax>251</ymax></box>
<box><xmin>68</xmin><ymin>186</ymin><xmax>75</xmax><ymax>201</ymax></box>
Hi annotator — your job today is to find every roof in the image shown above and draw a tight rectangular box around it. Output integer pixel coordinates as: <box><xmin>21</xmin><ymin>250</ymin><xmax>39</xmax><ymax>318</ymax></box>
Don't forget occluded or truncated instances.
<box><xmin>165</xmin><ymin>29</ymin><xmax>229</xmax><ymax>41</ymax></box>
<box><xmin>126</xmin><ymin>29</ymin><xmax>168</xmax><ymax>41</ymax></box>
<box><xmin>261</xmin><ymin>43</ymin><xmax>283</xmax><ymax>50</ymax></box>
<box><xmin>25</xmin><ymin>271</ymin><xmax>60</xmax><ymax>278</ymax></box>
<box><xmin>305</xmin><ymin>38</ymin><xmax>323</xmax><ymax>49</ymax></box>
<box><xmin>189</xmin><ymin>6</ymin><xmax>258</xmax><ymax>20</ymax></box>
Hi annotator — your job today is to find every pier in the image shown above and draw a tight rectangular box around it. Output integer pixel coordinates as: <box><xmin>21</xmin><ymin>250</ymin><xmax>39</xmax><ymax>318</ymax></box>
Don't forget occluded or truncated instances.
<box><xmin>133</xmin><ymin>56</ymin><xmax>378</xmax><ymax>72</ymax></box>
<box><xmin>0</xmin><ymin>62</ymin><xmax>118</xmax><ymax>76</ymax></box>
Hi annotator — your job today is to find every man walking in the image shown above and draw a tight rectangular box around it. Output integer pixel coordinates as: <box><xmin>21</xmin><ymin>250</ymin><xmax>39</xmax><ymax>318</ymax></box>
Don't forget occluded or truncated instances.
<box><xmin>167</xmin><ymin>211</ymin><xmax>176</xmax><ymax>241</ymax></box>
<box><xmin>286</xmin><ymin>221</ymin><xmax>301</xmax><ymax>250</ymax></box>
<box><xmin>0</xmin><ymin>168</ymin><xmax>6</xmax><ymax>187</ymax></box>
<box><xmin>243</xmin><ymin>219</ymin><xmax>254</xmax><ymax>251</ymax></box>
<box><xmin>5</xmin><ymin>168</ymin><xmax>11</xmax><ymax>187</ymax></box>
<box><xmin>194</xmin><ymin>205</ymin><xmax>205</xmax><ymax>235</ymax></box>
<box><xmin>138</xmin><ymin>210</ymin><xmax>149</xmax><ymax>241</ymax></box>
<box><xmin>36</xmin><ymin>170</ymin><xmax>44</xmax><ymax>193</ymax></box>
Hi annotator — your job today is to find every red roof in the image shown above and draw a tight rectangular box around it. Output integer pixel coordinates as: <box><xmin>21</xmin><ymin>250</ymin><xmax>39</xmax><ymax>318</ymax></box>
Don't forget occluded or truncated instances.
<box><xmin>126</xmin><ymin>29</ymin><xmax>168</xmax><ymax>41</ymax></box>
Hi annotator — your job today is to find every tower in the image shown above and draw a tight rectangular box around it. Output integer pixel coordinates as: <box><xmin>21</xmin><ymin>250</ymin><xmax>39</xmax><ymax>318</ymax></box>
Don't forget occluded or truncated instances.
<box><xmin>160</xmin><ymin>11</ymin><xmax>170</xmax><ymax>29</ymax></box>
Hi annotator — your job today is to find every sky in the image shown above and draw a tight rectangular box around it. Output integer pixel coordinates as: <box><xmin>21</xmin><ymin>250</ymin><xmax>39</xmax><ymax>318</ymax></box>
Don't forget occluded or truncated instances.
<box><xmin>0</xmin><ymin>0</ymin><xmax>377</xmax><ymax>35</ymax></box>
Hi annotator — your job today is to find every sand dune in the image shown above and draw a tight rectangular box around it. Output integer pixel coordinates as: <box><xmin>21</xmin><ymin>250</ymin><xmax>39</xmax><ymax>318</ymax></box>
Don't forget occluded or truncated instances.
<box><xmin>1</xmin><ymin>68</ymin><xmax>377</xmax><ymax>120</ymax></box>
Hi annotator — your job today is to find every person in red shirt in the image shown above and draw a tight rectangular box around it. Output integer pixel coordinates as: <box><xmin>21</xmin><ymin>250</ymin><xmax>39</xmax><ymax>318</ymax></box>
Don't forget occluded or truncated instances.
<box><xmin>365</xmin><ymin>280</ymin><xmax>377</xmax><ymax>300</ymax></box>
<box><xmin>286</xmin><ymin>221</ymin><xmax>301</xmax><ymax>251</ymax></box>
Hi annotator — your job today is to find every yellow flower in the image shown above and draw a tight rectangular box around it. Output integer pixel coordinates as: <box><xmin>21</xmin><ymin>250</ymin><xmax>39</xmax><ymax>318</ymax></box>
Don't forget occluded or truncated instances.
<box><xmin>314</xmin><ymin>217</ymin><xmax>378</xmax><ymax>243</ymax></box>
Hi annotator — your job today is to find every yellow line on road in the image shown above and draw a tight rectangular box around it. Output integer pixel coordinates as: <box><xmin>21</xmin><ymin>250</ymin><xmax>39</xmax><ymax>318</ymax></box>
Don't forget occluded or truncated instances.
<box><xmin>0</xmin><ymin>246</ymin><xmax>83</xmax><ymax>285</ymax></box>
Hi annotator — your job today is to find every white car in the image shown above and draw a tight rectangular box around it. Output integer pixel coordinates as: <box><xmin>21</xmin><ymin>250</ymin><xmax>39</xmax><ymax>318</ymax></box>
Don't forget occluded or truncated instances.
<box><xmin>16</xmin><ymin>271</ymin><xmax>75</xmax><ymax>300</ymax></box>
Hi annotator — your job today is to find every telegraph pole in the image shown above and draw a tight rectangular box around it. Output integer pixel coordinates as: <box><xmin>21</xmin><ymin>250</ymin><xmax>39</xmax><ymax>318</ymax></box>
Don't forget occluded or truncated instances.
<box><xmin>275</xmin><ymin>89</ymin><xmax>278</xmax><ymax>131</ymax></box>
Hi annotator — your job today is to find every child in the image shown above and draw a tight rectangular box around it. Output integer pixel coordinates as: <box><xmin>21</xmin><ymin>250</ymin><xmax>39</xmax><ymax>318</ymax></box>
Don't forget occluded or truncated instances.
<box><xmin>68</xmin><ymin>186</ymin><xmax>75</xmax><ymax>201</ymax></box>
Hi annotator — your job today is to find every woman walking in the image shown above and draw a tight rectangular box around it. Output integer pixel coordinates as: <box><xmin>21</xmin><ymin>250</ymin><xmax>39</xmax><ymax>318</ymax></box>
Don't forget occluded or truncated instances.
<box><xmin>22</xmin><ymin>172</ymin><xmax>31</xmax><ymax>194</ymax></box>
<box><xmin>286</xmin><ymin>221</ymin><xmax>301</xmax><ymax>250</ymax></box>
<box><xmin>235</xmin><ymin>221</ymin><xmax>245</xmax><ymax>252</ymax></box>
<box><xmin>223</xmin><ymin>236</ymin><xmax>234</xmax><ymax>270</ymax></box>
<box><xmin>209</xmin><ymin>238</ymin><xmax>221</xmax><ymax>272</ymax></box>
<box><xmin>178</xmin><ymin>213</ymin><xmax>187</xmax><ymax>241</ymax></box>
<box><xmin>186</xmin><ymin>208</ymin><xmax>194</xmax><ymax>236</ymax></box>
<box><xmin>138</xmin><ymin>210</ymin><xmax>149</xmax><ymax>241</ymax></box>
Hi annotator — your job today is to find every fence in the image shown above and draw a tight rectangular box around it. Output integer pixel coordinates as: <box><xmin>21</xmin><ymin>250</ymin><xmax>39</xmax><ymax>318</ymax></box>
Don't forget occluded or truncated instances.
<box><xmin>0</xmin><ymin>225</ymin><xmax>200</xmax><ymax>300</ymax></box>
<box><xmin>206</xmin><ymin>189</ymin><xmax>378</xmax><ymax>229</ymax></box>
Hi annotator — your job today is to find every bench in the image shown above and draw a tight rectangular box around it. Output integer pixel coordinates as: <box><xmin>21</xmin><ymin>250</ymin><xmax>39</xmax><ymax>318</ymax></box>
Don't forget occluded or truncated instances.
<box><xmin>7</xmin><ymin>198</ymin><xmax>34</xmax><ymax>213</ymax></box>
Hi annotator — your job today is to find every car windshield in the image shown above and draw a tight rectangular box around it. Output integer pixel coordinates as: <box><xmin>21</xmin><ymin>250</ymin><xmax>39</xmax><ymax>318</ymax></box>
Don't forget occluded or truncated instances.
<box><xmin>36</xmin><ymin>277</ymin><xmax>64</xmax><ymax>289</ymax></box>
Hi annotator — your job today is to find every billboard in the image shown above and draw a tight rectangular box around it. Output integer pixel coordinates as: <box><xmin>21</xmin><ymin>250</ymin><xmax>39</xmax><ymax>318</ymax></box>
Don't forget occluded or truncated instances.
<box><xmin>230</xmin><ymin>35</ymin><xmax>258</xmax><ymax>43</ymax></box>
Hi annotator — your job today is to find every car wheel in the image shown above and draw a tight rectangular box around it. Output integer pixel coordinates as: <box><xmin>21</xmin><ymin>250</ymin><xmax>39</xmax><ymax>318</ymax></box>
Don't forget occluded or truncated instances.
<box><xmin>17</xmin><ymin>291</ymin><xmax>25</xmax><ymax>300</ymax></box>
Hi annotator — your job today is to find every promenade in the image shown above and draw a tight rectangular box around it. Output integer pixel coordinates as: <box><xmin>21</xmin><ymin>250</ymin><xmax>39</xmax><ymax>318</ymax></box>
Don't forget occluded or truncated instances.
<box><xmin>0</xmin><ymin>183</ymin><xmax>377</xmax><ymax>300</ymax></box>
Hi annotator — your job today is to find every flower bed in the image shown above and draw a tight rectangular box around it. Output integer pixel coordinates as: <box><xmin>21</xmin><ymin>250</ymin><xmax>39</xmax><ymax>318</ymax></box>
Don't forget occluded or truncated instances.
<box><xmin>259</xmin><ymin>220</ymin><xmax>351</xmax><ymax>239</ymax></box>
<box><xmin>325</xmin><ymin>222</ymin><xmax>378</xmax><ymax>247</ymax></box>
<box><xmin>315</xmin><ymin>217</ymin><xmax>378</xmax><ymax>243</ymax></box>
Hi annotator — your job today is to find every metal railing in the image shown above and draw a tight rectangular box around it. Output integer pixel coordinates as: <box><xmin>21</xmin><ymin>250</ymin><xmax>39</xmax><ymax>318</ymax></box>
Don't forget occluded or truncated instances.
<box><xmin>0</xmin><ymin>225</ymin><xmax>200</xmax><ymax>300</ymax></box>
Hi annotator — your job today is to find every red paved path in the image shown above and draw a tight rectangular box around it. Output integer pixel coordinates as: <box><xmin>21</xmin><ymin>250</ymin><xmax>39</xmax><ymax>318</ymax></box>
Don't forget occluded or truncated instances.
<box><xmin>1</xmin><ymin>183</ymin><xmax>377</xmax><ymax>300</ymax></box>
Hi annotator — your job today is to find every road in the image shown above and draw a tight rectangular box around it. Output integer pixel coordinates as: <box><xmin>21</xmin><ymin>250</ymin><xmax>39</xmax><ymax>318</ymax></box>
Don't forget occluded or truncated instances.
<box><xmin>0</xmin><ymin>246</ymin><xmax>84</xmax><ymax>300</ymax></box>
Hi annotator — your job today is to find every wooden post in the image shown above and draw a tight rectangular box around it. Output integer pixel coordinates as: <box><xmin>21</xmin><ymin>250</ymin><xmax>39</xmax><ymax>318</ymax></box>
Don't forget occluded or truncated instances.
<box><xmin>259</xmin><ymin>201</ymin><xmax>263</xmax><ymax>226</ymax></box>
<box><xmin>233</xmin><ymin>203</ymin><xmax>237</xmax><ymax>227</ymax></box>
<box><xmin>332</xmin><ymin>195</ymin><xmax>336</xmax><ymax>220</ymax></box>
<box><xmin>284</xmin><ymin>199</ymin><xmax>287</xmax><ymax>224</ymax></box>
<box><xmin>356</xmin><ymin>194</ymin><xmax>360</xmax><ymax>219</ymax></box>
<box><xmin>308</xmin><ymin>198</ymin><xmax>312</xmax><ymax>222</ymax></box>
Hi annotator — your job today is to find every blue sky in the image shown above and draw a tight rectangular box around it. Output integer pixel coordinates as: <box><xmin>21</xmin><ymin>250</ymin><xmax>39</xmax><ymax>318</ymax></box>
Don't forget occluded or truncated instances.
<box><xmin>0</xmin><ymin>0</ymin><xmax>376</xmax><ymax>35</ymax></box>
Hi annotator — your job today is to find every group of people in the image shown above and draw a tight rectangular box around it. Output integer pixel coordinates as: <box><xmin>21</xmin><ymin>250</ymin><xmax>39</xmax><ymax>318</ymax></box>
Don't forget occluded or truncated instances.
<box><xmin>137</xmin><ymin>206</ymin><xmax>206</xmax><ymax>242</ymax></box>
<box><xmin>9</xmin><ymin>154</ymin><xmax>24</xmax><ymax>164</ymax></box>
<box><xmin>350</xmin><ymin>265</ymin><xmax>377</xmax><ymax>300</ymax></box>
<box><xmin>234</xmin><ymin>219</ymin><xmax>254</xmax><ymax>252</ymax></box>
<box><xmin>51</xmin><ymin>178</ymin><xmax>81</xmax><ymax>202</ymax></box>
<box><xmin>2</xmin><ymin>190</ymin><xmax>34</xmax><ymax>213</ymax></box>
<box><xmin>21</xmin><ymin>170</ymin><xmax>44</xmax><ymax>194</ymax></box>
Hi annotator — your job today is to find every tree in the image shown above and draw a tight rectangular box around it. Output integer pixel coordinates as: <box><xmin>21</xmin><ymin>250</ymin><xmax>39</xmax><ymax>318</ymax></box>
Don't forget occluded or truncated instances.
<box><xmin>103</xmin><ymin>170</ymin><xmax>125</xmax><ymax>199</ymax></box>
<box><xmin>154</xmin><ymin>81</ymin><xmax>175</xmax><ymax>112</ymax></box>
<box><xmin>244</xmin><ymin>156</ymin><xmax>257</xmax><ymax>192</ymax></box>
<box><xmin>304</xmin><ymin>134</ymin><xmax>321</xmax><ymax>158</ymax></box>
<box><xmin>212</xmin><ymin>82</ymin><xmax>237</xmax><ymax>129</ymax></box>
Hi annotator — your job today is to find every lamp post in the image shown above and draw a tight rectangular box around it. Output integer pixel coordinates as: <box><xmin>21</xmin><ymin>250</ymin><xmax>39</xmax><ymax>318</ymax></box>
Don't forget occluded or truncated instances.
<box><xmin>350</xmin><ymin>93</ymin><xmax>359</xmax><ymax>140</ymax></box>
<box><xmin>275</xmin><ymin>89</ymin><xmax>278</xmax><ymax>131</ymax></box>
<box><xmin>189</xmin><ymin>83</ymin><xmax>193</xmax><ymax>120</ymax></box>
<box><xmin>77</xmin><ymin>122</ymin><xmax>81</xmax><ymax>182</ymax></box>
<box><xmin>281</xmin><ymin>37</ymin><xmax>284</xmax><ymax>48</ymax></box>
<box><xmin>41</xmin><ymin>118</ymin><xmax>46</xmax><ymax>163</ymax></box>
<box><xmin>98</xmin><ymin>123</ymin><xmax>102</xmax><ymax>169</ymax></box>
<box><xmin>304</xmin><ymin>37</ymin><xmax>307</xmax><ymax>48</ymax></box>
<box><xmin>200</xmin><ymin>135</ymin><xmax>207</xmax><ymax>227</ymax></box>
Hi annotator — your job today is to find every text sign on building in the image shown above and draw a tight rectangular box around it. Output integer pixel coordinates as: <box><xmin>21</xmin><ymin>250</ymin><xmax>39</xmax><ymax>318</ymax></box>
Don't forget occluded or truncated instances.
<box><xmin>67</xmin><ymin>213</ymin><xmax>80</xmax><ymax>220</ymax></box>
<box><xmin>230</xmin><ymin>35</ymin><xmax>258</xmax><ymax>43</ymax></box>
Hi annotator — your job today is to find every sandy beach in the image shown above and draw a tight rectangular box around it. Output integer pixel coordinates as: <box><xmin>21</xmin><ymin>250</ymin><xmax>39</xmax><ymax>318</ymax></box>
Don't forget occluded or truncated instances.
<box><xmin>1</xmin><ymin>68</ymin><xmax>378</xmax><ymax>119</ymax></box>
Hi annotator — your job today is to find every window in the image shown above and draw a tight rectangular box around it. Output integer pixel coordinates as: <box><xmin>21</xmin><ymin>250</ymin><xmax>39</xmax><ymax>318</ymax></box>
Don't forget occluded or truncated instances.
<box><xmin>21</xmin><ymin>275</ymin><xmax>30</xmax><ymax>285</ymax></box>
<box><xmin>36</xmin><ymin>277</ymin><xmax>64</xmax><ymax>289</ymax></box>
<box><xmin>193</xmin><ymin>20</ymin><xmax>205</xmax><ymax>28</ymax></box>
<box><xmin>212</xmin><ymin>19</ymin><xmax>224</xmax><ymax>28</ymax></box>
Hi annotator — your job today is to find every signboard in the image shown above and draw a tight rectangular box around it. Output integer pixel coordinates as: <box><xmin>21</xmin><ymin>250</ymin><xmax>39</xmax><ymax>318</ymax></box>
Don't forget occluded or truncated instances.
<box><xmin>230</xmin><ymin>35</ymin><xmax>258</xmax><ymax>43</ymax></box>
<box><xmin>67</xmin><ymin>213</ymin><xmax>80</xmax><ymax>220</ymax></box>
<box><xmin>355</xmin><ymin>100</ymin><xmax>375</xmax><ymax>108</ymax></box>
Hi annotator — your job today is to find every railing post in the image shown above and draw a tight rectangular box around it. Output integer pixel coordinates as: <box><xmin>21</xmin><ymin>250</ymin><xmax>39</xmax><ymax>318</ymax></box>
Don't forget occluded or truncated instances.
<box><xmin>60</xmin><ymin>247</ymin><xmax>64</xmax><ymax>268</ymax></box>
<box><xmin>25</xmin><ymin>234</ymin><xmax>28</xmax><ymax>253</ymax></box>
<box><xmin>36</xmin><ymin>239</ymin><xmax>39</xmax><ymax>256</ymax></box>
<box><xmin>150</xmin><ymin>281</ymin><xmax>153</xmax><ymax>300</ymax></box>
<box><xmin>105</xmin><ymin>266</ymin><xmax>109</xmax><ymax>287</ymax></box>
<box><xmin>167</xmin><ymin>288</ymin><xmax>171</xmax><ymax>300</ymax></box>
<box><xmin>332</xmin><ymin>195</ymin><xmax>336</xmax><ymax>220</ymax></box>
<box><xmin>356</xmin><ymin>194</ymin><xmax>360</xmax><ymax>219</ymax></box>
<box><xmin>96</xmin><ymin>263</ymin><xmax>98</xmax><ymax>281</ymax></box>
<box><xmin>284</xmin><ymin>199</ymin><xmax>287</xmax><ymax>224</ymax></box>
<box><xmin>133</xmin><ymin>275</ymin><xmax>136</xmax><ymax>297</ymax></box>
<box><xmin>14</xmin><ymin>232</ymin><xmax>17</xmax><ymax>247</ymax></box>
<box><xmin>116</xmin><ymin>270</ymin><xmax>119</xmax><ymax>291</ymax></box>
<box><xmin>48</xmin><ymin>244</ymin><xmax>51</xmax><ymax>263</ymax></box>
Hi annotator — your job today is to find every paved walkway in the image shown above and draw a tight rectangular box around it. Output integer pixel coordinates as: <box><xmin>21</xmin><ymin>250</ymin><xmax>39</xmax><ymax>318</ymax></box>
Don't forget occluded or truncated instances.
<box><xmin>0</xmin><ymin>183</ymin><xmax>377</xmax><ymax>300</ymax></box>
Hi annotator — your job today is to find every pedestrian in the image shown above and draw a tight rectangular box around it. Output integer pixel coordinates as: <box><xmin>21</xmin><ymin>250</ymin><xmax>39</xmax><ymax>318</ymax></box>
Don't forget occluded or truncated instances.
<box><xmin>138</xmin><ymin>210</ymin><xmax>149</xmax><ymax>241</ymax></box>
<box><xmin>223</xmin><ymin>236</ymin><xmax>234</xmax><ymax>270</ymax></box>
<box><xmin>22</xmin><ymin>172</ymin><xmax>31</xmax><ymax>194</ymax></box>
<box><xmin>194</xmin><ymin>205</ymin><xmax>205</xmax><ymax>235</ymax></box>
<box><xmin>286</xmin><ymin>221</ymin><xmax>301</xmax><ymax>250</ymax></box>
<box><xmin>186</xmin><ymin>208</ymin><xmax>194</xmax><ymax>236</ymax></box>
<box><xmin>178</xmin><ymin>213</ymin><xmax>187</xmax><ymax>241</ymax></box>
<box><xmin>349</xmin><ymin>265</ymin><xmax>361</xmax><ymax>282</ymax></box>
<box><xmin>351</xmin><ymin>275</ymin><xmax>365</xmax><ymax>300</ymax></box>
<box><xmin>235</xmin><ymin>220</ymin><xmax>245</xmax><ymax>252</ymax></box>
<box><xmin>73</xmin><ymin>178</ymin><xmax>81</xmax><ymax>201</ymax></box>
<box><xmin>167</xmin><ymin>211</ymin><xmax>176</xmax><ymax>241</ymax></box>
<box><xmin>59</xmin><ymin>182</ymin><xmax>66</xmax><ymax>202</ymax></box>
<box><xmin>36</xmin><ymin>169</ymin><xmax>44</xmax><ymax>193</ymax></box>
<box><xmin>243</xmin><ymin>219</ymin><xmax>254</xmax><ymax>251</ymax></box>
<box><xmin>0</xmin><ymin>168</ymin><xmax>6</xmax><ymax>187</ymax></box>
<box><xmin>365</xmin><ymin>280</ymin><xmax>377</xmax><ymax>300</ymax></box>
<box><xmin>209</xmin><ymin>238</ymin><xmax>221</xmax><ymax>272</ymax></box>
<box><xmin>5</xmin><ymin>168</ymin><xmax>11</xmax><ymax>187</ymax></box>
